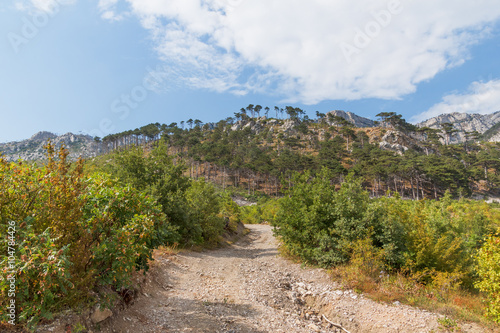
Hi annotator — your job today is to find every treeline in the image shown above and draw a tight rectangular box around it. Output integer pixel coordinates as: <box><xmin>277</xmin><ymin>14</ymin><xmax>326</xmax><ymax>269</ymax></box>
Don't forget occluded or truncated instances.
<box><xmin>98</xmin><ymin>106</ymin><xmax>500</xmax><ymax>199</ymax></box>
<box><xmin>0</xmin><ymin>143</ymin><xmax>240</xmax><ymax>329</ymax></box>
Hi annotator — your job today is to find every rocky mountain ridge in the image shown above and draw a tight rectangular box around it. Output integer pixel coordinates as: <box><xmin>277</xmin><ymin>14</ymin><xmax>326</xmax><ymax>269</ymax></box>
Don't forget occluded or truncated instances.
<box><xmin>417</xmin><ymin>111</ymin><xmax>500</xmax><ymax>144</ymax></box>
<box><xmin>1</xmin><ymin>110</ymin><xmax>499</xmax><ymax>161</ymax></box>
<box><xmin>326</xmin><ymin>110</ymin><xmax>376</xmax><ymax>128</ymax></box>
<box><xmin>0</xmin><ymin>131</ymin><xmax>100</xmax><ymax>161</ymax></box>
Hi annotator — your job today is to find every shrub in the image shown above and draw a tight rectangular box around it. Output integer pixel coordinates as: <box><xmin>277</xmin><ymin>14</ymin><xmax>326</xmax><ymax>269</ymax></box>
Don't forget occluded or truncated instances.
<box><xmin>0</xmin><ymin>218</ymin><xmax>72</xmax><ymax>329</ymax></box>
<box><xmin>0</xmin><ymin>144</ymin><xmax>175</xmax><ymax>327</ymax></box>
<box><xmin>475</xmin><ymin>230</ymin><xmax>500</xmax><ymax>322</ymax></box>
<box><xmin>240</xmin><ymin>198</ymin><xmax>279</xmax><ymax>225</ymax></box>
<box><xmin>273</xmin><ymin>170</ymin><xmax>374</xmax><ymax>266</ymax></box>
<box><xmin>77</xmin><ymin>173</ymin><xmax>174</xmax><ymax>292</ymax></box>
<box><xmin>185</xmin><ymin>179</ymin><xmax>225</xmax><ymax>244</ymax></box>
<box><xmin>94</xmin><ymin>142</ymin><xmax>229</xmax><ymax>245</ymax></box>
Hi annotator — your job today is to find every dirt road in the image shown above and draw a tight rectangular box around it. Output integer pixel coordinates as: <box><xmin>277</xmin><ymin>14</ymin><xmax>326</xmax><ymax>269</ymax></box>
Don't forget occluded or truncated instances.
<box><xmin>100</xmin><ymin>224</ymin><xmax>486</xmax><ymax>333</ymax></box>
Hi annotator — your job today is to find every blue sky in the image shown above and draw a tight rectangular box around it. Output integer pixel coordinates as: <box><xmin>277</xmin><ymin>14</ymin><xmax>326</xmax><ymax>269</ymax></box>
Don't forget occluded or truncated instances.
<box><xmin>1</xmin><ymin>0</ymin><xmax>500</xmax><ymax>143</ymax></box>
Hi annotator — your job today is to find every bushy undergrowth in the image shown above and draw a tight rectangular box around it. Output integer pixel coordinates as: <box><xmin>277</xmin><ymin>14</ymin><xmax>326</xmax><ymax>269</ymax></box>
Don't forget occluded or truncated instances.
<box><xmin>0</xmin><ymin>144</ymin><xmax>174</xmax><ymax>328</ymax></box>
<box><xmin>92</xmin><ymin>141</ymin><xmax>238</xmax><ymax>245</ymax></box>
<box><xmin>271</xmin><ymin>168</ymin><xmax>500</xmax><ymax>323</ymax></box>
<box><xmin>1</xmin><ymin>142</ymin><xmax>238</xmax><ymax>328</ymax></box>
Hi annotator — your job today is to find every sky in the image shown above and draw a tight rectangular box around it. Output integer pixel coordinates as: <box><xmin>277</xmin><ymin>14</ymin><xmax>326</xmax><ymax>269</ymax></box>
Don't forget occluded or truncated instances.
<box><xmin>1</xmin><ymin>0</ymin><xmax>500</xmax><ymax>143</ymax></box>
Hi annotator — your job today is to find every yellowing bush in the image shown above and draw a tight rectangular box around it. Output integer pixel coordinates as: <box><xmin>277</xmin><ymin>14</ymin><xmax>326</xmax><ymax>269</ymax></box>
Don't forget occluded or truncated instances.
<box><xmin>476</xmin><ymin>230</ymin><xmax>500</xmax><ymax>322</ymax></box>
<box><xmin>0</xmin><ymin>144</ymin><xmax>174</xmax><ymax>328</ymax></box>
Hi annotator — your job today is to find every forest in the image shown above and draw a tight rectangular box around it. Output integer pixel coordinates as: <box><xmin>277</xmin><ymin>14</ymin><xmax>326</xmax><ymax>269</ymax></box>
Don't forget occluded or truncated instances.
<box><xmin>99</xmin><ymin>106</ymin><xmax>500</xmax><ymax>199</ymax></box>
<box><xmin>1</xmin><ymin>106</ymin><xmax>500</xmax><ymax>329</ymax></box>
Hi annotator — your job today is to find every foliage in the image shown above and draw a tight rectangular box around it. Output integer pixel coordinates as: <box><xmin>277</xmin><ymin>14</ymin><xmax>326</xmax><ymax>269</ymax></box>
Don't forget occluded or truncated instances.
<box><xmin>0</xmin><ymin>218</ymin><xmax>72</xmax><ymax>328</ymax></box>
<box><xmin>271</xmin><ymin>170</ymin><xmax>500</xmax><ymax>324</ymax></box>
<box><xmin>240</xmin><ymin>198</ymin><xmax>280</xmax><ymax>225</ymax></box>
<box><xmin>185</xmin><ymin>179</ymin><xmax>225</xmax><ymax>244</ymax></box>
<box><xmin>218</xmin><ymin>193</ymin><xmax>242</xmax><ymax>232</ymax></box>
<box><xmin>273</xmin><ymin>170</ymin><xmax>375</xmax><ymax>266</ymax></box>
<box><xmin>476</xmin><ymin>230</ymin><xmax>500</xmax><ymax>322</ymax></box>
<box><xmin>78</xmin><ymin>173</ymin><xmax>172</xmax><ymax>290</ymax></box>
<box><xmin>273</xmin><ymin>171</ymin><xmax>499</xmax><ymax>285</ymax></box>
<box><xmin>0</xmin><ymin>143</ymin><xmax>172</xmax><ymax>327</ymax></box>
<box><xmin>92</xmin><ymin>141</ymin><xmax>233</xmax><ymax>245</ymax></box>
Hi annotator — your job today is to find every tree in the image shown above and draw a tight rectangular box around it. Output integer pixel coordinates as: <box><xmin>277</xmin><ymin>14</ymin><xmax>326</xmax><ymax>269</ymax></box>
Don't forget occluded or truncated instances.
<box><xmin>316</xmin><ymin>111</ymin><xmax>326</xmax><ymax>123</ymax></box>
<box><xmin>439</xmin><ymin>122</ymin><xmax>458</xmax><ymax>145</ymax></box>
<box><xmin>340</xmin><ymin>127</ymin><xmax>356</xmax><ymax>151</ymax></box>
<box><xmin>254</xmin><ymin>105</ymin><xmax>263</xmax><ymax>118</ymax></box>
<box><xmin>264</xmin><ymin>106</ymin><xmax>270</xmax><ymax>118</ymax></box>
<box><xmin>246</xmin><ymin>104</ymin><xmax>255</xmax><ymax>118</ymax></box>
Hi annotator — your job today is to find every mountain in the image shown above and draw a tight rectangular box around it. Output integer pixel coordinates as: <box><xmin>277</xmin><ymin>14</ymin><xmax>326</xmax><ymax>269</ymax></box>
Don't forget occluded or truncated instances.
<box><xmin>417</xmin><ymin>111</ymin><xmax>500</xmax><ymax>143</ymax></box>
<box><xmin>2</xmin><ymin>110</ymin><xmax>499</xmax><ymax>162</ymax></box>
<box><xmin>0</xmin><ymin>131</ymin><xmax>100</xmax><ymax>161</ymax></box>
<box><xmin>326</xmin><ymin>110</ymin><xmax>376</xmax><ymax>128</ymax></box>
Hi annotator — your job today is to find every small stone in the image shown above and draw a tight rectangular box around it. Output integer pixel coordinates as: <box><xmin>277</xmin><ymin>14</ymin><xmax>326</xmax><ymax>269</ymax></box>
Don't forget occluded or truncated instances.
<box><xmin>91</xmin><ymin>307</ymin><xmax>113</xmax><ymax>324</ymax></box>
<box><xmin>308</xmin><ymin>323</ymin><xmax>321</xmax><ymax>332</ymax></box>
<box><xmin>297</xmin><ymin>282</ymin><xmax>306</xmax><ymax>289</ymax></box>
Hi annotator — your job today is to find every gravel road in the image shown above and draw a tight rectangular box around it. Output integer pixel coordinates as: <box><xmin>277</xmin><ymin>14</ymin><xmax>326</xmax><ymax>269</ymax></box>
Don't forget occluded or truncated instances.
<box><xmin>98</xmin><ymin>224</ymin><xmax>488</xmax><ymax>333</ymax></box>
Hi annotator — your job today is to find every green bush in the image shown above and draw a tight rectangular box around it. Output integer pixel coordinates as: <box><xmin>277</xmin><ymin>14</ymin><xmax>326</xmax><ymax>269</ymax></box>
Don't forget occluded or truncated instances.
<box><xmin>78</xmin><ymin>173</ymin><xmax>175</xmax><ymax>290</ymax></box>
<box><xmin>272</xmin><ymin>170</ymin><xmax>499</xmax><ymax>290</ymax></box>
<box><xmin>240</xmin><ymin>198</ymin><xmax>280</xmax><ymax>225</ymax></box>
<box><xmin>185</xmin><ymin>179</ymin><xmax>225</xmax><ymax>244</ymax></box>
<box><xmin>273</xmin><ymin>170</ymin><xmax>374</xmax><ymax>266</ymax></box>
<box><xmin>93</xmin><ymin>142</ymin><xmax>230</xmax><ymax>245</ymax></box>
<box><xmin>0</xmin><ymin>218</ymin><xmax>72</xmax><ymax>328</ymax></box>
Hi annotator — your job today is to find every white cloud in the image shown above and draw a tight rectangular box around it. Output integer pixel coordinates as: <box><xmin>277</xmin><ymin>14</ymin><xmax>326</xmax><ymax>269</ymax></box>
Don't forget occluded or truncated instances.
<box><xmin>105</xmin><ymin>0</ymin><xmax>500</xmax><ymax>103</ymax></box>
<box><xmin>412</xmin><ymin>80</ymin><xmax>500</xmax><ymax>122</ymax></box>
<box><xmin>98</xmin><ymin>0</ymin><xmax>128</xmax><ymax>21</ymax></box>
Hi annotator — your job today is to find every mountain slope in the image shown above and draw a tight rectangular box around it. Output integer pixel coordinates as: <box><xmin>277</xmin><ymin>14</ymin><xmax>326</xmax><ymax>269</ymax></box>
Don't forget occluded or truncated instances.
<box><xmin>326</xmin><ymin>110</ymin><xmax>376</xmax><ymax>127</ymax></box>
<box><xmin>0</xmin><ymin>131</ymin><xmax>100</xmax><ymax>161</ymax></box>
<box><xmin>417</xmin><ymin>111</ymin><xmax>500</xmax><ymax>143</ymax></box>
<box><xmin>2</xmin><ymin>110</ymin><xmax>500</xmax><ymax>161</ymax></box>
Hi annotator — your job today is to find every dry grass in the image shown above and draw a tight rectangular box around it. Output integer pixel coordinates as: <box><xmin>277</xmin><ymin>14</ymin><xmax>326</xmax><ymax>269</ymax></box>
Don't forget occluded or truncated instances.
<box><xmin>331</xmin><ymin>264</ymin><xmax>499</xmax><ymax>330</ymax></box>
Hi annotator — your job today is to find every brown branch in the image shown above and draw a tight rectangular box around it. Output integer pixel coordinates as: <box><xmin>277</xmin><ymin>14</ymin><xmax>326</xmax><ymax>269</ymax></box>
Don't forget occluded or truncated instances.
<box><xmin>322</xmin><ymin>314</ymin><xmax>351</xmax><ymax>333</ymax></box>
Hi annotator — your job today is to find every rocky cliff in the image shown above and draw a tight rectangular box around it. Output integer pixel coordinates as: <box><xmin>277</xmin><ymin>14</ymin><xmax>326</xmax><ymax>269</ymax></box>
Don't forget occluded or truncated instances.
<box><xmin>326</xmin><ymin>110</ymin><xmax>376</xmax><ymax>128</ymax></box>
<box><xmin>417</xmin><ymin>111</ymin><xmax>500</xmax><ymax>143</ymax></box>
<box><xmin>0</xmin><ymin>132</ymin><xmax>101</xmax><ymax>161</ymax></box>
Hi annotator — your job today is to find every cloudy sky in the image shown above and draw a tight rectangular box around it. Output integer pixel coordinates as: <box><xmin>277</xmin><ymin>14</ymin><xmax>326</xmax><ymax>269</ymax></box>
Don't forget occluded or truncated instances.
<box><xmin>1</xmin><ymin>0</ymin><xmax>500</xmax><ymax>142</ymax></box>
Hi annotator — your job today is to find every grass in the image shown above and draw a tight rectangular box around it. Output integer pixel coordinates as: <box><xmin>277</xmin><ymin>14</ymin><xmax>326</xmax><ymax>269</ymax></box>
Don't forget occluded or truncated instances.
<box><xmin>331</xmin><ymin>263</ymin><xmax>499</xmax><ymax>330</ymax></box>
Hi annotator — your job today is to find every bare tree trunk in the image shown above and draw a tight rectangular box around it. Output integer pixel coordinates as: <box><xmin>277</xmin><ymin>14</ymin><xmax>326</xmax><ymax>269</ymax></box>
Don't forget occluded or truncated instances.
<box><xmin>410</xmin><ymin>177</ymin><xmax>415</xmax><ymax>200</ymax></box>
<box><xmin>223</xmin><ymin>166</ymin><xmax>226</xmax><ymax>190</ymax></box>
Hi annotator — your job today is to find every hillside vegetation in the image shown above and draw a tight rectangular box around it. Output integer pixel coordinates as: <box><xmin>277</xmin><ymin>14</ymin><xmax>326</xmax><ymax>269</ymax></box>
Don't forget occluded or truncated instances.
<box><xmin>99</xmin><ymin>107</ymin><xmax>500</xmax><ymax>199</ymax></box>
<box><xmin>0</xmin><ymin>143</ymin><xmax>239</xmax><ymax>330</ymax></box>
<box><xmin>268</xmin><ymin>170</ymin><xmax>500</xmax><ymax>324</ymax></box>
<box><xmin>1</xmin><ymin>106</ymin><xmax>500</xmax><ymax>330</ymax></box>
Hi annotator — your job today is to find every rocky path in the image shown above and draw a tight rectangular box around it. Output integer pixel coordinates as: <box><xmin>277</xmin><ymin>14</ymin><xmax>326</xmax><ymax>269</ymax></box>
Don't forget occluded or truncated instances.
<box><xmin>99</xmin><ymin>224</ymin><xmax>487</xmax><ymax>333</ymax></box>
